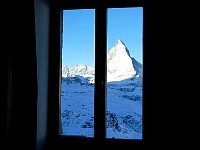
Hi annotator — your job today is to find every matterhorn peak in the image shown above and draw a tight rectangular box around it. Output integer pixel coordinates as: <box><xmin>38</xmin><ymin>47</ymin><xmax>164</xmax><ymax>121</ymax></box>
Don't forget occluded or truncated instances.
<box><xmin>116</xmin><ymin>38</ymin><xmax>125</xmax><ymax>45</ymax></box>
<box><xmin>107</xmin><ymin>39</ymin><xmax>137</xmax><ymax>82</ymax></box>
<box><xmin>110</xmin><ymin>39</ymin><xmax>131</xmax><ymax>57</ymax></box>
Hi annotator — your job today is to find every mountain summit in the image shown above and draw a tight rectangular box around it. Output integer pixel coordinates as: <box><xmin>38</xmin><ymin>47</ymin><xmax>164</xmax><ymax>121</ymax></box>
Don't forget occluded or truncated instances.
<box><xmin>107</xmin><ymin>39</ymin><xmax>142</xmax><ymax>82</ymax></box>
<box><xmin>113</xmin><ymin>38</ymin><xmax>131</xmax><ymax>57</ymax></box>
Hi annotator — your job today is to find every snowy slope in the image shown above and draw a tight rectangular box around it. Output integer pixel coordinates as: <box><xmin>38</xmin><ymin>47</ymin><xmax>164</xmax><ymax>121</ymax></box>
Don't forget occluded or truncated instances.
<box><xmin>61</xmin><ymin>76</ymin><xmax>142</xmax><ymax>139</ymax></box>
<box><xmin>61</xmin><ymin>77</ymin><xmax>94</xmax><ymax>137</ymax></box>
<box><xmin>61</xmin><ymin>39</ymin><xmax>143</xmax><ymax>139</ymax></box>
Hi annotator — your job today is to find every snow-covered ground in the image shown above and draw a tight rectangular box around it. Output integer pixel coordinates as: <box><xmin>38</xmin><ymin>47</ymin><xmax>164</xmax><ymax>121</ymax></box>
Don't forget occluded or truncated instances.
<box><xmin>61</xmin><ymin>75</ymin><xmax>142</xmax><ymax>139</ymax></box>
<box><xmin>61</xmin><ymin>39</ymin><xmax>142</xmax><ymax>139</ymax></box>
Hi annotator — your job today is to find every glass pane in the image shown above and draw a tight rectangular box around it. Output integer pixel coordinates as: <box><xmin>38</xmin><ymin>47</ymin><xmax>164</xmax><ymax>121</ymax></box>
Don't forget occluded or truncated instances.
<box><xmin>106</xmin><ymin>7</ymin><xmax>143</xmax><ymax>139</ymax></box>
<box><xmin>61</xmin><ymin>9</ymin><xmax>95</xmax><ymax>137</ymax></box>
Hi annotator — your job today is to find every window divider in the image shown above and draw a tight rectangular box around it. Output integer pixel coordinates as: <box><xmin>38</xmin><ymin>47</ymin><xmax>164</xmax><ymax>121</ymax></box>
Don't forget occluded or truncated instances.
<box><xmin>94</xmin><ymin>7</ymin><xmax>107</xmax><ymax>142</ymax></box>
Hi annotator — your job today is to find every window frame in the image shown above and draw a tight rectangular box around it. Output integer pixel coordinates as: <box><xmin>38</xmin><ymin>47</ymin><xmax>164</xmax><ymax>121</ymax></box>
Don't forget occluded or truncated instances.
<box><xmin>47</xmin><ymin>0</ymin><xmax>144</xmax><ymax>147</ymax></box>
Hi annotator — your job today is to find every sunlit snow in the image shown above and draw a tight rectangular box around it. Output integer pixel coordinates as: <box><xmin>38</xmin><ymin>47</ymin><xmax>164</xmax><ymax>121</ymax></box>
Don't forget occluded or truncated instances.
<box><xmin>61</xmin><ymin>39</ymin><xmax>142</xmax><ymax>139</ymax></box>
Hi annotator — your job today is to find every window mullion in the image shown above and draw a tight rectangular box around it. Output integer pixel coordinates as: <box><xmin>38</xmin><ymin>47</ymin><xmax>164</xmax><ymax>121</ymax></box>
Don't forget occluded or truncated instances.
<box><xmin>94</xmin><ymin>7</ymin><xmax>107</xmax><ymax>141</ymax></box>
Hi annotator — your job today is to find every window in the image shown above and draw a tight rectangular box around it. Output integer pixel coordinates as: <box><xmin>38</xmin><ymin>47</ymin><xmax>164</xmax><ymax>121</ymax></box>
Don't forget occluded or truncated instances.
<box><xmin>106</xmin><ymin>7</ymin><xmax>143</xmax><ymax>139</ymax></box>
<box><xmin>47</xmin><ymin>0</ymin><xmax>144</xmax><ymax>146</ymax></box>
<box><xmin>61</xmin><ymin>9</ymin><xmax>95</xmax><ymax>137</ymax></box>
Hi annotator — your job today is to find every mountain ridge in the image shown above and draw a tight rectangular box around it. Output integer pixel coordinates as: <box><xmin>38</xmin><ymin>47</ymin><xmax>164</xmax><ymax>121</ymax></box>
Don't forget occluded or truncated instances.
<box><xmin>62</xmin><ymin>39</ymin><xmax>142</xmax><ymax>82</ymax></box>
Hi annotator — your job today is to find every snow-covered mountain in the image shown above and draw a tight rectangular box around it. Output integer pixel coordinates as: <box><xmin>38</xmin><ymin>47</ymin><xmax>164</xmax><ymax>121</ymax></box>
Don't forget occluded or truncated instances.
<box><xmin>107</xmin><ymin>39</ymin><xmax>142</xmax><ymax>82</ymax></box>
<box><xmin>62</xmin><ymin>64</ymin><xmax>95</xmax><ymax>83</ymax></box>
<box><xmin>62</xmin><ymin>64</ymin><xmax>95</xmax><ymax>78</ymax></box>
<box><xmin>62</xmin><ymin>39</ymin><xmax>142</xmax><ymax>82</ymax></box>
<box><xmin>61</xmin><ymin>39</ymin><xmax>143</xmax><ymax>139</ymax></box>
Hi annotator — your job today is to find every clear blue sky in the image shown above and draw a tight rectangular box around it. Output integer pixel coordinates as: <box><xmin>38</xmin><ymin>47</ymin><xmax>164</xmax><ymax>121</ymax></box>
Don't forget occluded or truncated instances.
<box><xmin>62</xmin><ymin>7</ymin><xmax>143</xmax><ymax>67</ymax></box>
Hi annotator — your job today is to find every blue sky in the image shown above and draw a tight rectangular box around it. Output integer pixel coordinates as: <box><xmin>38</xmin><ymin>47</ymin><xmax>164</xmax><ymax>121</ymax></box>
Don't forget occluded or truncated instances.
<box><xmin>62</xmin><ymin>7</ymin><xmax>143</xmax><ymax>67</ymax></box>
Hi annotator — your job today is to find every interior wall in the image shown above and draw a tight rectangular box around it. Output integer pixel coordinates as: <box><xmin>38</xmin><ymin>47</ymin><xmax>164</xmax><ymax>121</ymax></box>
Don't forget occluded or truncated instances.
<box><xmin>34</xmin><ymin>0</ymin><xmax>50</xmax><ymax>149</ymax></box>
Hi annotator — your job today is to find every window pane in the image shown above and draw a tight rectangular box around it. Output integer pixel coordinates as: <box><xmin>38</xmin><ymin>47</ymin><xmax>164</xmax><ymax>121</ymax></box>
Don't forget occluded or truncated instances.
<box><xmin>106</xmin><ymin>7</ymin><xmax>143</xmax><ymax>139</ymax></box>
<box><xmin>61</xmin><ymin>9</ymin><xmax>95</xmax><ymax>137</ymax></box>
